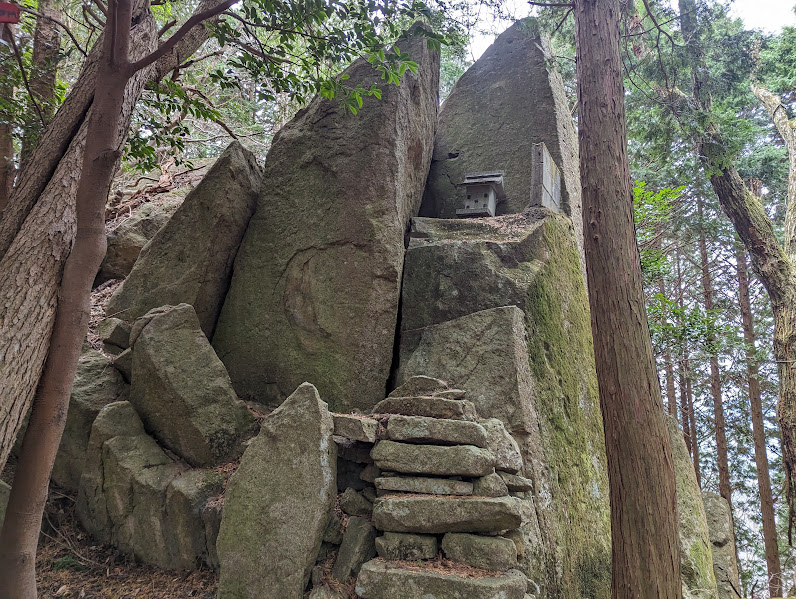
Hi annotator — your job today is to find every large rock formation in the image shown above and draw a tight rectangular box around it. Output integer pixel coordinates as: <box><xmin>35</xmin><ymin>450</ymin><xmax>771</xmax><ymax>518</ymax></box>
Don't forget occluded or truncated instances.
<box><xmin>665</xmin><ymin>416</ymin><xmax>718</xmax><ymax>599</ymax></box>
<box><xmin>96</xmin><ymin>198</ymin><xmax>181</xmax><ymax>284</ymax></box>
<box><xmin>703</xmin><ymin>491</ymin><xmax>741</xmax><ymax>599</ymax></box>
<box><xmin>396</xmin><ymin>212</ymin><xmax>610</xmax><ymax>597</ymax></box>
<box><xmin>52</xmin><ymin>348</ymin><xmax>129</xmax><ymax>492</ymax></box>
<box><xmin>107</xmin><ymin>141</ymin><xmax>261</xmax><ymax>337</ymax></box>
<box><xmin>212</xmin><ymin>27</ymin><xmax>440</xmax><ymax>411</ymax></box>
<box><xmin>76</xmin><ymin>401</ymin><xmax>222</xmax><ymax>570</ymax></box>
<box><xmin>129</xmin><ymin>304</ymin><xmax>255</xmax><ymax>467</ymax></box>
<box><xmin>216</xmin><ymin>383</ymin><xmax>336</xmax><ymax>598</ymax></box>
<box><xmin>419</xmin><ymin>19</ymin><xmax>584</xmax><ymax>270</ymax></box>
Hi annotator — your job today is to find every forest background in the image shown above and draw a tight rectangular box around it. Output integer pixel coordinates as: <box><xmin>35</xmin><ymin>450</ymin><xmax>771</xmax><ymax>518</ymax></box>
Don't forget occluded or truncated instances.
<box><xmin>0</xmin><ymin>0</ymin><xmax>794</xmax><ymax>595</ymax></box>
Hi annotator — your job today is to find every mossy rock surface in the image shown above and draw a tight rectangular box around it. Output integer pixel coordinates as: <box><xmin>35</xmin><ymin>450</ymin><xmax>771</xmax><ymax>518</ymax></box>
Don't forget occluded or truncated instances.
<box><xmin>665</xmin><ymin>416</ymin><xmax>718</xmax><ymax>599</ymax></box>
<box><xmin>397</xmin><ymin>212</ymin><xmax>611</xmax><ymax>597</ymax></box>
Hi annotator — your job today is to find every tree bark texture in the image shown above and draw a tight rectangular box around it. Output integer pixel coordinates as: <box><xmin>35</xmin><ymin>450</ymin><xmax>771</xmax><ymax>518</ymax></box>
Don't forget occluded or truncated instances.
<box><xmin>0</xmin><ymin>0</ymin><xmax>225</xmax><ymax>477</ymax></box>
<box><xmin>0</xmin><ymin>0</ymin><xmax>145</xmax><ymax>591</ymax></box>
<box><xmin>19</xmin><ymin>0</ymin><xmax>62</xmax><ymax>171</ymax></box>
<box><xmin>573</xmin><ymin>0</ymin><xmax>682</xmax><ymax>595</ymax></box>
<box><xmin>736</xmin><ymin>244</ymin><xmax>783</xmax><ymax>598</ymax></box>
<box><xmin>697</xmin><ymin>198</ymin><xmax>731</xmax><ymax>507</ymax></box>
<box><xmin>0</xmin><ymin>11</ymin><xmax>156</xmax><ymax>481</ymax></box>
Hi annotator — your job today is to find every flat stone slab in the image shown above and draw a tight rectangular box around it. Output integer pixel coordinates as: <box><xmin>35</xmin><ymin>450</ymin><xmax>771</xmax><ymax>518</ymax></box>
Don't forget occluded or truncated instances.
<box><xmin>372</xmin><ymin>496</ymin><xmax>522</xmax><ymax>534</ymax></box>
<box><xmin>373</xmin><ymin>397</ymin><xmax>477</xmax><ymax>421</ymax></box>
<box><xmin>355</xmin><ymin>560</ymin><xmax>527</xmax><ymax>598</ymax></box>
<box><xmin>442</xmin><ymin>533</ymin><xmax>518</xmax><ymax>571</ymax></box>
<box><xmin>388</xmin><ymin>376</ymin><xmax>449</xmax><ymax>398</ymax></box>
<box><xmin>333</xmin><ymin>414</ymin><xmax>379</xmax><ymax>443</ymax></box>
<box><xmin>375</xmin><ymin>476</ymin><xmax>473</xmax><ymax>496</ymax></box>
<box><xmin>375</xmin><ymin>532</ymin><xmax>438</xmax><ymax>561</ymax></box>
<box><xmin>371</xmin><ymin>440</ymin><xmax>494</xmax><ymax>477</ymax></box>
<box><xmin>387</xmin><ymin>415</ymin><xmax>487</xmax><ymax>447</ymax></box>
<box><xmin>497</xmin><ymin>471</ymin><xmax>533</xmax><ymax>492</ymax></box>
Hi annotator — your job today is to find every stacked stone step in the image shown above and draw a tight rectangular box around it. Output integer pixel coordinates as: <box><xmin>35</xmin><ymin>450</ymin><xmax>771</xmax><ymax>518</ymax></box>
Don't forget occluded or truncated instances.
<box><xmin>354</xmin><ymin>376</ymin><xmax>531</xmax><ymax>599</ymax></box>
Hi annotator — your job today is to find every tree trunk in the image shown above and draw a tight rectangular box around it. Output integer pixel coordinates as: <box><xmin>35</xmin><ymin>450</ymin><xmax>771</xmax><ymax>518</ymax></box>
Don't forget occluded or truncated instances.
<box><xmin>0</xmin><ymin>0</ymin><xmax>227</xmax><ymax>259</ymax></box>
<box><xmin>707</xmin><ymin>160</ymin><xmax>796</xmax><ymax>539</ymax></box>
<box><xmin>677</xmin><ymin>0</ymin><xmax>796</xmax><ymax>535</ymax></box>
<box><xmin>0</xmin><ymin>0</ymin><xmax>227</xmax><ymax>477</ymax></box>
<box><xmin>0</xmin><ymin>24</ymin><xmax>16</xmax><ymax>211</ymax></box>
<box><xmin>19</xmin><ymin>0</ymin><xmax>62</xmax><ymax>171</ymax></box>
<box><xmin>684</xmin><ymin>357</ymin><xmax>701</xmax><ymax>487</ymax></box>
<box><xmin>676</xmin><ymin>251</ymin><xmax>693</xmax><ymax>454</ymax></box>
<box><xmin>736</xmin><ymin>243</ymin><xmax>783</xmax><ymax>598</ymax></box>
<box><xmin>657</xmin><ymin>232</ymin><xmax>677</xmax><ymax>417</ymax></box>
<box><xmin>573</xmin><ymin>0</ymin><xmax>682</xmax><ymax>594</ymax></box>
<box><xmin>697</xmin><ymin>197</ymin><xmax>731</xmax><ymax>506</ymax></box>
<box><xmin>0</xmin><ymin>0</ymin><xmax>140</xmax><ymax>592</ymax></box>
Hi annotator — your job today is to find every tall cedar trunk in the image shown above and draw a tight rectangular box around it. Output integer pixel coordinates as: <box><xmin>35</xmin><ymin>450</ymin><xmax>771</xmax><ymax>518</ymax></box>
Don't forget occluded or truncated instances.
<box><xmin>657</xmin><ymin>230</ymin><xmax>678</xmax><ymax>417</ymax></box>
<box><xmin>678</xmin><ymin>0</ymin><xmax>796</xmax><ymax>535</ymax></box>
<box><xmin>573</xmin><ymin>0</ymin><xmax>682</xmax><ymax>595</ymax></box>
<box><xmin>0</xmin><ymin>24</ymin><xmax>15</xmax><ymax>211</ymax></box>
<box><xmin>707</xmin><ymin>161</ymin><xmax>796</xmax><ymax>539</ymax></box>
<box><xmin>0</xmin><ymin>0</ymin><xmax>136</xmax><ymax>592</ymax></box>
<box><xmin>676</xmin><ymin>251</ymin><xmax>694</xmax><ymax>454</ymax></box>
<box><xmin>736</xmin><ymin>244</ymin><xmax>783</xmax><ymax>598</ymax></box>
<box><xmin>685</xmin><ymin>357</ymin><xmax>701</xmax><ymax>487</ymax></box>
<box><xmin>697</xmin><ymin>197</ymin><xmax>731</xmax><ymax>506</ymax></box>
<box><xmin>19</xmin><ymin>0</ymin><xmax>62</xmax><ymax>171</ymax></box>
<box><xmin>0</xmin><ymin>0</ymin><xmax>226</xmax><ymax>476</ymax></box>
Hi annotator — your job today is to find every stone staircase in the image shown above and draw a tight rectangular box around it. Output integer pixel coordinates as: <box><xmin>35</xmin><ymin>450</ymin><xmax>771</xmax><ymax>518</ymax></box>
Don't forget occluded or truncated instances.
<box><xmin>325</xmin><ymin>376</ymin><xmax>532</xmax><ymax>599</ymax></box>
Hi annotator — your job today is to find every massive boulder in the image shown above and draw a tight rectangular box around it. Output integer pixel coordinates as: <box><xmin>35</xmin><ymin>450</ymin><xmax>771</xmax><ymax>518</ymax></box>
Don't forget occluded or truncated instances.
<box><xmin>129</xmin><ymin>304</ymin><xmax>255</xmax><ymax>467</ymax></box>
<box><xmin>419</xmin><ymin>19</ymin><xmax>583</xmax><ymax>271</ymax></box>
<box><xmin>396</xmin><ymin>212</ymin><xmax>610</xmax><ymax>597</ymax></box>
<box><xmin>703</xmin><ymin>491</ymin><xmax>741</xmax><ymax>599</ymax></box>
<box><xmin>52</xmin><ymin>347</ymin><xmax>129</xmax><ymax>492</ymax></box>
<box><xmin>666</xmin><ymin>416</ymin><xmax>718</xmax><ymax>599</ymax></box>
<box><xmin>216</xmin><ymin>383</ymin><xmax>336</xmax><ymax>598</ymax></box>
<box><xmin>212</xmin><ymin>27</ymin><xmax>440</xmax><ymax>411</ymax></box>
<box><xmin>76</xmin><ymin>401</ymin><xmax>222</xmax><ymax>569</ymax></box>
<box><xmin>96</xmin><ymin>198</ymin><xmax>181</xmax><ymax>284</ymax></box>
<box><xmin>107</xmin><ymin>141</ymin><xmax>261</xmax><ymax>337</ymax></box>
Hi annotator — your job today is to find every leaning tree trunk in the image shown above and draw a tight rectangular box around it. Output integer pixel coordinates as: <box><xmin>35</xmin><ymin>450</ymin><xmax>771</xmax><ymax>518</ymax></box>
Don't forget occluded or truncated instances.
<box><xmin>736</xmin><ymin>243</ymin><xmax>783</xmax><ymax>597</ymax></box>
<box><xmin>697</xmin><ymin>197</ymin><xmax>731</xmax><ymax>507</ymax></box>
<box><xmin>19</xmin><ymin>0</ymin><xmax>62</xmax><ymax>171</ymax></box>
<box><xmin>573</xmin><ymin>0</ymin><xmax>682</xmax><ymax>594</ymax></box>
<box><xmin>707</xmin><ymin>158</ymin><xmax>796</xmax><ymax>540</ymax></box>
<box><xmin>0</xmin><ymin>0</ymin><xmax>227</xmax><ymax>476</ymax></box>
<box><xmin>677</xmin><ymin>0</ymin><xmax>796</xmax><ymax>537</ymax></box>
<box><xmin>0</xmin><ymin>0</ymin><xmax>147</xmax><ymax>592</ymax></box>
<box><xmin>0</xmin><ymin>24</ymin><xmax>16</xmax><ymax>211</ymax></box>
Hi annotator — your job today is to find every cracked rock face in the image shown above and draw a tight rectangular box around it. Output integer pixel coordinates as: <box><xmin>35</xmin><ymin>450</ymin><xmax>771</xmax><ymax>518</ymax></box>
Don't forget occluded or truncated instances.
<box><xmin>212</xmin><ymin>27</ymin><xmax>440</xmax><ymax>412</ymax></box>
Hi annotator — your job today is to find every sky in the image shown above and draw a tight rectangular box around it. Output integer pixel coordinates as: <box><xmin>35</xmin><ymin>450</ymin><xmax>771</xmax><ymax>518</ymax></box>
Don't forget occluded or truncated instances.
<box><xmin>468</xmin><ymin>0</ymin><xmax>796</xmax><ymax>60</ymax></box>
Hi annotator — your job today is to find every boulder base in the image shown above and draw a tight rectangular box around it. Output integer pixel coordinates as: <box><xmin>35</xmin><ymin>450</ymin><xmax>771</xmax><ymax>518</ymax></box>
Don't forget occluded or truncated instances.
<box><xmin>216</xmin><ymin>383</ymin><xmax>336</xmax><ymax>599</ymax></box>
<box><xmin>355</xmin><ymin>561</ymin><xmax>527</xmax><ymax>599</ymax></box>
<box><xmin>372</xmin><ymin>496</ymin><xmax>521</xmax><ymax>534</ymax></box>
<box><xmin>371</xmin><ymin>440</ymin><xmax>494</xmax><ymax>477</ymax></box>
